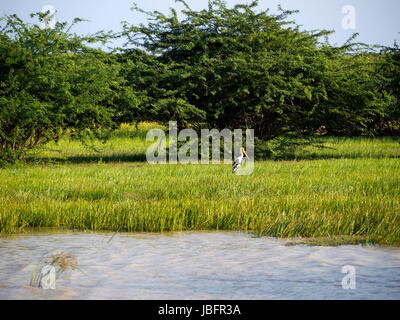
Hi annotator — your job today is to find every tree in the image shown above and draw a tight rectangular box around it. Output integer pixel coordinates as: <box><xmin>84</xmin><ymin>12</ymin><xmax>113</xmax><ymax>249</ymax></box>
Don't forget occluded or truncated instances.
<box><xmin>121</xmin><ymin>0</ymin><xmax>398</xmax><ymax>139</ymax></box>
<box><xmin>120</xmin><ymin>0</ymin><xmax>330</xmax><ymax>137</ymax></box>
<box><xmin>371</xmin><ymin>42</ymin><xmax>400</xmax><ymax>135</ymax></box>
<box><xmin>0</xmin><ymin>12</ymin><xmax>129</xmax><ymax>161</ymax></box>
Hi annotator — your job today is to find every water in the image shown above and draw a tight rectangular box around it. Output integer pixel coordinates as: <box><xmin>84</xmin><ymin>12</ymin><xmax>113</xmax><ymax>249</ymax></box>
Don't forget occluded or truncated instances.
<box><xmin>0</xmin><ymin>230</ymin><xmax>399</xmax><ymax>299</ymax></box>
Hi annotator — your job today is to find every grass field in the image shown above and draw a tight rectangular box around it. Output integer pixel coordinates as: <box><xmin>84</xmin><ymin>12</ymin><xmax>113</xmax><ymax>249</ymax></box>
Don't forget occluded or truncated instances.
<box><xmin>1</xmin><ymin>123</ymin><xmax>399</xmax><ymax>246</ymax></box>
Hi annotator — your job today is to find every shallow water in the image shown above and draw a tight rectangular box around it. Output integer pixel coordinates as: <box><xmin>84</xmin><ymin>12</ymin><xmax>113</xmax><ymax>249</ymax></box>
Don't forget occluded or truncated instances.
<box><xmin>0</xmin><ymin>230</ymin><xmax>399</xmax><ymax>299</ymax></box>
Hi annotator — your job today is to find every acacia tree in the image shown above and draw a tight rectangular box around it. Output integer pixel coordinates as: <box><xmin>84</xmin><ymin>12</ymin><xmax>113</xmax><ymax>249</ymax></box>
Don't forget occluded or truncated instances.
<box><xmin>121</xmin><ymin>0</ymin><xmax>332</xmax><ymax>136</ymax></box>
<box><xmin>0</xmin><ymin>12</ymin><xmax>136</xmax><ymax>161</ymax></box>
<box><xmin>121</xmin><ymin>0</ymin><xmax>395</xmax><ymax>139</ymax></box>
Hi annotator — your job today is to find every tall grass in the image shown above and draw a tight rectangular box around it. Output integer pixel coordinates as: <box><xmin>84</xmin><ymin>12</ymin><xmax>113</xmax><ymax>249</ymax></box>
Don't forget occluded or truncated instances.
<box><xmin>25</xmin><ymin>122</ymin><xmax>165</xmax><ymax>164</ymax></box>
<box><xmin>295</xmin><ymin>136</ymin><xmax>400</xmax><ymax>160</ymax></box>
<box><xmin>0</xmin><ymin>123</ymin><xmax>399</xmax><ymax>245</ymax></box>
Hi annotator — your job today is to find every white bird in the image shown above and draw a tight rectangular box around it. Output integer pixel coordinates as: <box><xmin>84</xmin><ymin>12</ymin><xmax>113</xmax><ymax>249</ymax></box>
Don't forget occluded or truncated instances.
<box><xmin>232</xmin><ymin>147</ymin><xmax>249</xmax><ymax>173</ymax></box>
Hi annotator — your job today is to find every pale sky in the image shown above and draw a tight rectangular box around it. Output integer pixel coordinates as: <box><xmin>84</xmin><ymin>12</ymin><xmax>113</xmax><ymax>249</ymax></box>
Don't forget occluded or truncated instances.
<box><xmin>1</xmin><ymin>0</ymin><xmax>399</xmax><ymax>48</ymax></box>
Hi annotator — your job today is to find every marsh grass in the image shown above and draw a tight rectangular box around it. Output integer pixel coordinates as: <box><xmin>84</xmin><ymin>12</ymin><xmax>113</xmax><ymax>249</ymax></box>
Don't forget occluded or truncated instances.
<box><xmin>295</xmin><ymin>136</ymin><xmax>400</xmax><ymax>160</ymax></box>
<box><xmin>49</xmin><ymin>251</ymin><xmax>78</xmax><ymax>272</ymax></box>
<box><xmin>1</xmin><ymin>123</ymin><xmax>399</xmax><ymax>246</ymax></box>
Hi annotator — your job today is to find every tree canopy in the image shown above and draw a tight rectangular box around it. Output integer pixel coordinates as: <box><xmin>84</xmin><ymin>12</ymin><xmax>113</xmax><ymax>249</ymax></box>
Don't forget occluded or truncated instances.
<box><xmin>121</xmin><ymin>0</ymin><xmax>399</xmax><ymax>138</ymax></box>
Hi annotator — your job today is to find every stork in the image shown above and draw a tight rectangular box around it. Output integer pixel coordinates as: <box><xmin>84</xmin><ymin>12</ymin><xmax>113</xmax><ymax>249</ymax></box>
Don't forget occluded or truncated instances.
<box><xmin>232</xmin><ymin>147</ymin><xmax>248</xmax><ymax>173</ymax></box>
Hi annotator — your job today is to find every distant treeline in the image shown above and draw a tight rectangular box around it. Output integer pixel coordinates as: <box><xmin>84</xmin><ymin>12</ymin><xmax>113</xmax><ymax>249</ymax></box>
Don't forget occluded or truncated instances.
<box><xmin>1</xmin><ymin>0</ymin><xmax>399</xmax><ymax>161</ymax></box>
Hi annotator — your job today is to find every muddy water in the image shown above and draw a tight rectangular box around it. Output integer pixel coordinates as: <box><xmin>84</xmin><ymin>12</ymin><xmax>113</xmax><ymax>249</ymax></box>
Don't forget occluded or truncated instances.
<box><xmin>0</xmin><ymin>230</ymin><xmax>399</xmax><ymax>299</ymax></box>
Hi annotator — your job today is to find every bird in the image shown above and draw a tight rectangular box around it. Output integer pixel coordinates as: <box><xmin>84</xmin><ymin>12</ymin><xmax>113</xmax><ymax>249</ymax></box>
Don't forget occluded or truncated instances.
<box><xmin>232</xmin><ymin>147</ymin><xmax>249</xmax><ymax>173</ymax></box>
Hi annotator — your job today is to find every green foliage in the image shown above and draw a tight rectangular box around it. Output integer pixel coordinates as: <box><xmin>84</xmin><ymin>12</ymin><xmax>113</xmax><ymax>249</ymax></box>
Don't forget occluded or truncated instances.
<box><xmin>120</xmin><ymin>0</ymin><xmax>399</xmax><ymax>140</ymax></box>
<box><xmin>0</xmin><ymin>13</ymin><xmax>132</xmax><ymax>161</ymax></box>
<box><xmin>371</xmin><ymin>42</ymin><xmax>400</xmax><ymax>135</ymax></box>
<box><xmin>114</xmin><ymin>48</ymin><xmax>206</xmax><ymax>127</ymax></box>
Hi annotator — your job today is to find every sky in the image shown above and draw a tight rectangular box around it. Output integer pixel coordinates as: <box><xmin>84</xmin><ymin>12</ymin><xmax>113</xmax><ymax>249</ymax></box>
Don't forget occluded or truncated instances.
<box><xmin>1</xmin><ymin>0</ymin><xmax>399</xmax><ymax>48</ymax></box>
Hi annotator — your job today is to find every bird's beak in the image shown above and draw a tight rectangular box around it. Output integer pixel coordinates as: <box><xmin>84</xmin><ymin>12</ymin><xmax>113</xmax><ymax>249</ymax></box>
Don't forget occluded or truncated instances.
<box><xmin>243</xmin><ymin>149</ymin><xmax>249</xmax><ymax>158</ymax></box>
